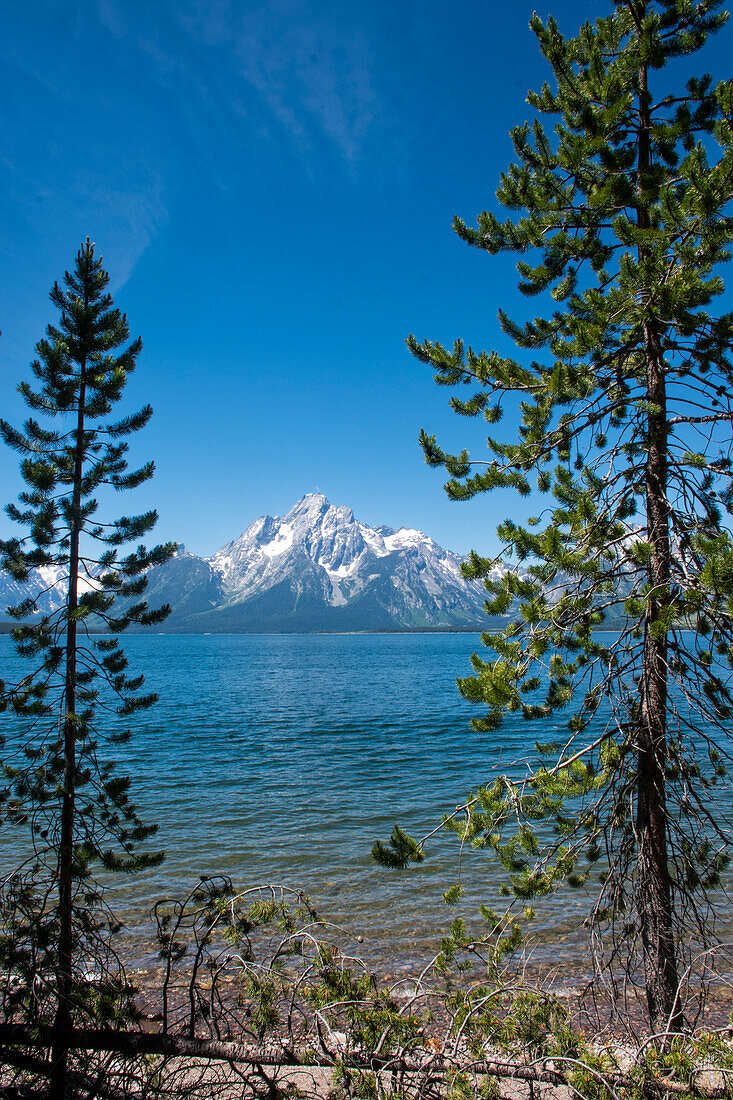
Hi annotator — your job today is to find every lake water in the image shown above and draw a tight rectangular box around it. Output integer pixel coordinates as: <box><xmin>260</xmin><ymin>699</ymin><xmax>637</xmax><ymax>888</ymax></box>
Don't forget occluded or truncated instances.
<box><xmin>0</xmin><ymin>632</ymin><xmax>729</xmax><ymax>972</ymax></box>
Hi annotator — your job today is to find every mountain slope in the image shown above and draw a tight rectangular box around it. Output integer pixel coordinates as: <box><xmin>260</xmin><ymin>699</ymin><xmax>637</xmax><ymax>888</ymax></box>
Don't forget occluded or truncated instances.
<box><xmin>179</xmin><ymin>493</ymin><xmax>489</xmax><ymax>631</ymax></box>
<box><xmin>0</xmin><ymin>564</ymin><xmax>98</xmax><ymax>619</ymax></box>
<box><xmin>0</xmin><ymin>494</ymin><xmax>495</xmax><ymax>632</ymax></box>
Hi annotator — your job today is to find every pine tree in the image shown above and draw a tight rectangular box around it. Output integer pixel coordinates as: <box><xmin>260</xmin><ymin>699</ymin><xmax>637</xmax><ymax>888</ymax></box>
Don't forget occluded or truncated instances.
<box><xmin>377</xmin><ymin>0</ymin><xmax>733</xmax><ymax>1031</ymax></box>
<box><xmin>0</xmin><ymin>240</ymin><xmax>175</xmax><ymax>1095</ymax></box>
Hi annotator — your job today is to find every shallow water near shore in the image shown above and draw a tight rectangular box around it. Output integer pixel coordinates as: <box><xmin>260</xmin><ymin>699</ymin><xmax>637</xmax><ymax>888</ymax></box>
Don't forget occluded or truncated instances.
<box><xmin>1</xmin><ymin>631</ymin><xmax>731</xmax><ymax>974</ymax></box>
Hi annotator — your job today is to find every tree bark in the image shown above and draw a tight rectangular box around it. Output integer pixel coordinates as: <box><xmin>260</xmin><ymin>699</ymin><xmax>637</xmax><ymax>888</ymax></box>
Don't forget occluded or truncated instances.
<box><xmin>0</xmin><ymin>1024</ymin><xmax>726</xmax><ymax>1097</ymax></box>
<box><xmin>50</xmin><ymin>335</ymin><xmax>87</xmax><ymax>1099</ymax></box>
<box><xmin>638</xmin><ymin>319</ymin><xmax>681</xmax><ymax>1030</ymax></box>
<box><xmin>634</xmin><ymin>41</ymin><xmax>682</xmax><ymax>1032</ymax></box>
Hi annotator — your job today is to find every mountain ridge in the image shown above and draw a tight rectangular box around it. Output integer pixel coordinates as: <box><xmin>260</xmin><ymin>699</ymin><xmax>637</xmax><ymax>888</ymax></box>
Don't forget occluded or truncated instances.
<box><xmin>1</xmin><ymin>493</ymin><xmax>500</xmax><ymax>633</ymax></box>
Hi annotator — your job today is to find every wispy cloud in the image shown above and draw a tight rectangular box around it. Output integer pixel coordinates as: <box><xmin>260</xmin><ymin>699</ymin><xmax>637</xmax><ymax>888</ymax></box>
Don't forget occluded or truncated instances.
<box><xmin>66</xmin><ymin>166</ymin><xmax>166</xmax><ymax>290</ymax></box>
<box><xmin>0</xmin><ymin>25</ymin><xmax>168</xmax><ymax>295</ymax></box>
<box><xmin>222</xmin><ymin>0</ymin><xmax>378</xmax><ymax>165</ymax></box>
<box><xmin>2</xmin><ymin>0</ymin><xmax>383</xmax><ymax>346</ymax></box>
<box><xmin>96</xmin><ymin>0</ymin><xmax>380</xmax><ymax>171</ymax></box>
<box><xmin>1</xmin><ymin>126</ymin><xmax>166</xmax><ymax>294</ymax></box>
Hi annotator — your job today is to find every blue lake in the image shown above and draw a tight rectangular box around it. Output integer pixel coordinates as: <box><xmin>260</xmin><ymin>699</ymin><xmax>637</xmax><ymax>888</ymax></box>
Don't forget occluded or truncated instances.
<box><xmin>1</xmin><ymin>632</ymin><xmax>729</xmax><ymax>971</ymax></box>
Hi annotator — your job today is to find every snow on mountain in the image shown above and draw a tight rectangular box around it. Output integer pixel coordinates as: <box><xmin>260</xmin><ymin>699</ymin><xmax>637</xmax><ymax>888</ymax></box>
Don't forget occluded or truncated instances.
<box><xmin>0</xmin><ymin>494</ymin><xmax>496</xmax><ymax>632</ymax></box>
<box><xmin>202</xmin><ymin>493</ymin><xmax>487</xmax><ymax>628</ymax></box>
<box><xmin>0</xmin><ymin>564</ymin><xmax>100</xmax><ymax>619</ymax></box>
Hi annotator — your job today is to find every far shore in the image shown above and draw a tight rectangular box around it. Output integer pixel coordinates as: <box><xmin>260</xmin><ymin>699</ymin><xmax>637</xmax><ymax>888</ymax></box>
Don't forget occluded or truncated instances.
<box><xmin>0</xmin><ymin>622</ymin><xmax>634</xmax><ymax>636</ymax></box>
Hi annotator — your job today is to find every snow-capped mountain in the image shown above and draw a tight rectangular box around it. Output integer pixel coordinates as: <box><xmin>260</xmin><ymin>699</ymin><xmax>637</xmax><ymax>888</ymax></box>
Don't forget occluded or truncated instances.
<box><xmin>0</xmin><ymin>564</ymin><xmax>100</xmax><ymax>620</ymax></box>
<box><xmin>191</xmin><ymin>492</ymin><xmax>489</xmax><ymax>631</ymax></box>
<box><xmin>1</xmin><ymin>494</ymin><xmax>494</xmax><ymax>632</ymax></box>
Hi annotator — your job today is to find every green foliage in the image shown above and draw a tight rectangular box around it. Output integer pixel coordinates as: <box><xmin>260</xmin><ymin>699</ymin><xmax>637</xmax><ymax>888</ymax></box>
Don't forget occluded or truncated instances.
<box><xmin>5</xmin><ymin>869</ymin><xmax>733</xmax><ymax>1096</ymax></box>
<box><xmin>0</xmin><ymin>240</ymin><xmax>174</xmax><ymax>1037</ymax></box>
<box><xmin>371</xmin><ymin>824</ymin><xmax>425</xmax><ymax>868</ymax></box>
<box><xmin>392</xmin><ymin>0</ymin><xmax>733</xmax><ymax>1029</ymax></box>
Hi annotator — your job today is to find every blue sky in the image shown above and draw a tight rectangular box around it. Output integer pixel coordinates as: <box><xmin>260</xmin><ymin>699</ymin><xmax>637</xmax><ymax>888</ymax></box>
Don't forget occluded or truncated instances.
<box><xmin>2</xmin><ymin>0</ymin><xmax>731</xmax><ymax>558</ymax></box>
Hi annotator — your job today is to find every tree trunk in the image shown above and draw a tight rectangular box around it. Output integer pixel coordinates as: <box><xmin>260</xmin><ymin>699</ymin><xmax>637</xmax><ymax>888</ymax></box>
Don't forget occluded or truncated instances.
<box><xmin>635</xmin><ymin>45</ymin><xmax>682</xmax><ymax>1032</ymax></box>
<box><xmin>638</xmin><ymin>323</ymin><xmax>681</xmax><ymax>1030</ymax></box>
<box><xmin>49</xmin><ymin>347</ymin><xmax>87</xmax><ymax>1099</ymax></box>
<box><xmin>1</xmin><ymin>1023</ymin><xmax>726</xmax><ymax>1097</ymax></box>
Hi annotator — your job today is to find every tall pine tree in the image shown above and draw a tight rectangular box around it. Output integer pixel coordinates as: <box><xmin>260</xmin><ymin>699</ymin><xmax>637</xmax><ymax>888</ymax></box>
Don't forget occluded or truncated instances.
<box><xmin>0</xmin><ymin>241</ymin><xmax>174</xmax><ymax>1096</ymax></box>
<box><xmin>377</xmin><ymin>0</ymin><xmax>733</xmax><ymax>1030</ymax></box>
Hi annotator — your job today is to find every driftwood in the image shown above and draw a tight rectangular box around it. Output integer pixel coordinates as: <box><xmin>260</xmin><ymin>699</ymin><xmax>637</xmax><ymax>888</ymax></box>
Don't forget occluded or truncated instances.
<box><xmin>0</xmin><ymin>1023</ymin><xmax>728</xmax><ymax>1098</ymax></box>
<box><xmin>2</xmin><ymin>883</ymin><xmax>732</xmax><ymax>1099</ymax></box>
<box><xmin>0</xmin><ymin>1045</ymin><xmax>130</xmax><ymax>1100</ymax></box>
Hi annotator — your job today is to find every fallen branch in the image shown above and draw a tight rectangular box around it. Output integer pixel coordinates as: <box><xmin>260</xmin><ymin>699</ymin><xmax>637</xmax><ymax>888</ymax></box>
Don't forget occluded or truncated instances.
<box><xmin>0</xmin><ymin>1044</ymin><xmax>130</xmax><ymax>1100</ymax></box>
<box><xmin>0</xmin><ymin>1024</ymin><xmax>727</xmax><ymax>1098</ymax></box>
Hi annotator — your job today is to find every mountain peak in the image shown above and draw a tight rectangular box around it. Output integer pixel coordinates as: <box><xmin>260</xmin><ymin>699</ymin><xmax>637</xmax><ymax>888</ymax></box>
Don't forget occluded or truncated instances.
<box><xmin>287</xmin><ymin>492</ymin><xmax>331</xmax><ymax>518</ymax></box>
<box><xmin>197</xmin><ymin>493</ymin><xmax>488</xmax><ymax>629</ymax></box>
<box><xmin>4</xmin><ymin>494</ymin><xmax>491</xmax><ymax>631</ymax></box>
